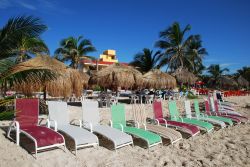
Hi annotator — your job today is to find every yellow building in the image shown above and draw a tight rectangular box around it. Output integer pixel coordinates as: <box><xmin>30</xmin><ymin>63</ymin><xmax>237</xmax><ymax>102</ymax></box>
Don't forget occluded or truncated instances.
<box><xmin>81</xmin><ymin>49</ymin><xmax>127</xmax><ymax>72</ymax></box>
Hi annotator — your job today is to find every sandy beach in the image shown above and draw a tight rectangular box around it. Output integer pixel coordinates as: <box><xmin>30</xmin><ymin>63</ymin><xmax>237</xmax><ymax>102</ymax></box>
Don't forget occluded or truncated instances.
<box><xmin>0</xmin><ymin>96</ymin><xmax>249</xmax><ymax>167</ymax></box>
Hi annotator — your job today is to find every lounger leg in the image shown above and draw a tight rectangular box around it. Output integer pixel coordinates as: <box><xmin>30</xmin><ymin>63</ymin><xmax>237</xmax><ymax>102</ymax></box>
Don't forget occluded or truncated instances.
<box><xmin>16</xmin><ymin>130</ymin><xmax>20</xmax><ymax>146</ymax></box>
<box><xmin>63</xmin><ymin>144</ymin><xmax>66</xmax><ymax>152</ymax></box>
<box><xmin>75</xmin><ymin>145</ymin><xmax>77</xmax><ymax>156</ymax></box>
<box><xmin>35</xmin><ymin>147</ymin><xmax>37</xmax><ymax>159</ymax></box>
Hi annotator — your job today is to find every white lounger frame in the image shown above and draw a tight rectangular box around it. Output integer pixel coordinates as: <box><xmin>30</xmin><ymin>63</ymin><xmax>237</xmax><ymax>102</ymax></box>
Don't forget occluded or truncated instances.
<box><xmin>48</xmin><ymin>119</ymin><xmax>99</xmax><ymax>155</ymax></box>
<box><xmin>7</xmin><ymin>120</ymin><xmax>66</xmax><ymax>158</ymax></box>
<box><xmin>81</xmin><ymin>120</ymin><xmax>133</xmax><ymax>151</ymax></box>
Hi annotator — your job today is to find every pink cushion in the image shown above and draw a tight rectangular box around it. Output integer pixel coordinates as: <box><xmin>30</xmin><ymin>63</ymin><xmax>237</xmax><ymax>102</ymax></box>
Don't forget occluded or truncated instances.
<box><xmin>22</xmin><ymin>126</ymin><xmax>64</xmax><ymax>147</ymax></box>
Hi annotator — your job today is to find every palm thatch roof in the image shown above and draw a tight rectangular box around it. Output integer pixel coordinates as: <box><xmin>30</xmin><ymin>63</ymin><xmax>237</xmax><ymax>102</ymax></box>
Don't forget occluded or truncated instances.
<box><xmin>7</xmin><ymin>55</ymin><xmax>67</xmax><ymax>75</ymax></box>
<box><xmin>218</xmin><ymin>76</ymin><xmax>238</xmax><ymax>88</ymax></box>
<box><xmin>142</xmin><ymin>69</ymin><xmax>176</xmax><ymax>89</ymax></box>
<box><xmin>14</xmin><ymin>68</ymin><xmax>89</xmax><ymax>98</ymax></box>
<box><xmin>10</xmin><ymin>56</ymin><xmax>89</xmax><ymax>97</ymax></box>
<box><xmin>89</xmin><ymin>63</ymin><xmax>143</xmax><ymax>89</ymax></box>
<box><xmin>172</xmin><ymin>68</ymin><xmax>197</xmax><ymax>84</ymax></box>
<box><xmin>237</xmin><ymin>76</ymin><xmax>249</xmax><ymax>87</ymax></box>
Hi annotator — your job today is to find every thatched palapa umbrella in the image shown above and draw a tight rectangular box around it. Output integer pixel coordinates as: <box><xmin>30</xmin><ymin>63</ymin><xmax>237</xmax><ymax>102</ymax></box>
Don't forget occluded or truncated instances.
<box><xmin>142</xmin><ymin>69</ymin><xmax>176</xmax><ymax>89</ymax></box>
<box><xmin>237</xmin><ymin>76</ymin><xmax>249</xmax><ymax>87</ymax></box>
<box><xmin>8</xmin><ymin>55</ymin><xmax>66</xmax><ymax>75</ymax></box>
<box><xmin>46</xmin><ymin>68</ymin><xmax>89</xmax><ymax>98</ymax></box>
<box><xmin>90</xmin><ymin>63</ymin><xmax>143</xmax><ymax>90</ymax></box>
<box><xmin>218</xmin><ymin>76</ymin><xmax>238</xmax><ymax>88</ymax></box>
<box><xmin>172</xmin><ymin>68</ymin><xmax>197</xmax><ymax>84</ymax></box>
<box><xmin>11</xmin><ymin>56</ymin><xmax>89</xmax><ymax>98</ymax></box>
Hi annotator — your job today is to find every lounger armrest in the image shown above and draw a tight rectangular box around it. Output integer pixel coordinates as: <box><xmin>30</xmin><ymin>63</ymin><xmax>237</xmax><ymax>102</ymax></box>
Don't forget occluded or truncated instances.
<box><xmin>109</xmin><ymin>120</ymin><xmax>113</xmax><ymax>127</ymax></box>
<box><xmin>142</xmin><ymin>123</ymin><xmax>147</xmax><ymax>130</ymax></box>
<box><xmin>70</xmin><ymin>119</ymin><xmax>82</xmax><ymax>128</ymax></box>
<box><xmin>7</xmin><ymin>121</ymin><xmax>20</xmax><ymax>145</ymax></box>
<box><xmin>134</xmin><ymin>121</ymin><xmax>140</xmax><ymax>128</ymax></box>
<box><xmin>47</xmin><ymin>119</ymin><xmax>58</xmax><ymax>131</ymax></box>
<box><xmin>153</xmin><ymin>119</ymin><xmax>160</xmax><ymax>125</ymax></box>
<box><xmin>113</xmin><ymin>123</ymin><xmax>124</xmax><ymax>132</ymax></box>
<box><xmin>199</xmin><ymin>113</ymin><xmax>207</xmax><ymax>118</ymax></box>
<box><xmin>82</xmin><ymin>121</ymin><xmax>93</xmax><ymax>133</ymax></box>
<box><xmin>156</xmin><ymin>118</ymin><xmax>168</xmax><ymax>128</ymax></box>
<box><xmin>220</xmin><ymin>110</ymin><xmax>228</xmax><ymax>115</ymax></box>
<box><xmin>178</xmin><ymin>116</ymin><xmax>184</xmax><ymax>122</ymax></box>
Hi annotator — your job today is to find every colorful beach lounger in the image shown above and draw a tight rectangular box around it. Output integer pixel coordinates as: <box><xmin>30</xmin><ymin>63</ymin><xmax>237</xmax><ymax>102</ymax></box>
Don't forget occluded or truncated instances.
<box><xmin>81</xmin><ymin>100</ymin><xmax>133</xmax><ymax>150</ymax></box>
<box><xmin>111</xmin><ymin>103</ymin><xmax>162</xmax><ymax>148</ymax></box>
<box><xmin>169</xmin><ymin>101</ymin><xmax>214</xmax><ymax>133</ymax></box>
<box><xmin>132</xmin><ymin>104</ymin><xmax>182</xmax><ymax>144</ymax></box>
<box><xmin>47</xmin><ymin>101</ymin><xmax>99</xmax><ymax>155</ymax></box>
<box><xmin>152</xmin><ymin>100</ymin><xmax>200</xmax><ymax>137</ymax></box>
<box><xmin>7</xmin><ymin>99</ymin><xmax>66</xmax><ymax>158</ymax></box>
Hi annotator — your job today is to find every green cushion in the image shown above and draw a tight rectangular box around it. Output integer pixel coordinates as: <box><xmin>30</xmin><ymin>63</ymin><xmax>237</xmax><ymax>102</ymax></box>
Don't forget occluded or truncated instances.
<box><xmin>180</xmin><ymin>118</ymin><xmax>213</xmax><ymax>131</ymax></box>
<box><xmin>111</xmin><ymin>103</ymin><xmax>161</xmax><ymax>146</ymax></box>
<box><xmin>207</xmin><ymin>116</ymin><xmax>233</xmax><ymax>126</ymax></box>
<box><xmin>123</xmin><ymin>127</ymin><xmax>161</xmax><ymax>145</ymax></box>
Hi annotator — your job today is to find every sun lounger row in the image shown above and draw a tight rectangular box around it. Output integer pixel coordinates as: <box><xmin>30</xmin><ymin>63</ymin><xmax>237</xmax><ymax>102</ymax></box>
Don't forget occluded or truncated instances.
<box><xmin>6</xmin><ymin>97</ymin><xmax>248</xmax><ymax>158</ymax></box>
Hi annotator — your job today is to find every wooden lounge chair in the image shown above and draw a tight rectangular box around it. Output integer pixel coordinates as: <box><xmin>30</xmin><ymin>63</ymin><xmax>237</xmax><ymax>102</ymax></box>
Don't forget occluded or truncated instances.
<box><xmin>81</xmin><ymin>100</ymin><xmax>133</xmax><ymax>150</ymax></box>
<box><xmin>110</xmin><ymin>103</ymin><xmax>162</xmax><ymax>148</ymax></box>
<box><xmin>47</xmin><ymin>101</ymin><xmax>99</xmax><ymax>155</ymax></box>
<box><xmin>152</xmin><ymin>100</ymin><xmax>200</xmax><ymax>137</ymax></box>
<box><xmin>131</xmin><ymin>104</ymin><xmax>182</xmax><ymax>144</ymax></box>
<box><xmin>7</xmin><ymin>99</ymin><xmax>66</xmax><ymax>158</ymax></box>
<box><xmin>169</xmin><ymin>101</ymin><xmax>214</xmax><ymax>133</ymax></box>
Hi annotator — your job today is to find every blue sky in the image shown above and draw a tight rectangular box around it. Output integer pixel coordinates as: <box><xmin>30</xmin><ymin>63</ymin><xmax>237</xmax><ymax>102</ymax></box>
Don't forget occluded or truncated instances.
<box><xmin>0</xmin><ymin>0</ymin><xmax>250</xmax><ymax>73</ymax></box>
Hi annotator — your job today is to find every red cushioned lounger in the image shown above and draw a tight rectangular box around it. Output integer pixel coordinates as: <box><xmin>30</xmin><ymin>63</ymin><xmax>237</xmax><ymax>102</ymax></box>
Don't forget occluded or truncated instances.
<box><xmin>152</xmin><ymin>100</ymin><xmax>200</xmax><ymax>137</ymax></box>
<box><xmin>7</xmin><ymin>98</ymin><xmax>66</xmax><ymax>158</ymax></box>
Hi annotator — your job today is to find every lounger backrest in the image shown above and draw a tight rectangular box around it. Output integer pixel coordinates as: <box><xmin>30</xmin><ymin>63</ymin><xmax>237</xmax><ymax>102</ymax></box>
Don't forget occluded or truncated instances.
<box><xmin>15</xmin><ymin>98</ymin><xmax>39</xmax><ymax>128</ymax></box>
<box><xmin>193</xmin><ymin>99</ymin><xmax>201</xmax><ymax>116</ymax></box>
<box><xmin>132</xmin><ymin>104</ymin><xmax>146</xmax><ymax>125</ymax></box>
<box><xmin>47</xmin><ymin>101</ymin><xmax>69</xmax><ymax>126</ymax></box>
<box><xmin>204</xmin><ymin>99</ymin><xmax>211</xmax><ymax>115</ymax></box>
<box><xmin>184</xmin><ymin>100</ymin><xmax>192</xmax><ymax>119</ymax></box>
<box><xmin>214</xmin><ymin>99</ymin><xmax>219</xmax><ymax>113</ymax></box>
<box><xmin>81</xmin><ymin>100</ymin><xmax>100</xmax><ymax>127</ymax></box>
<box><xmin>111</xmin><ymin>103</ymin><xmax>126</xmax><ymax>128</ymax></box>
<box><xmin>209</xmin><ymin>97</ymin><xmax>215</xmax><ymax>112</ymax></box>
<box><xmin>168</xmin><ymin>101</ymin><xmax>179</xmax><ymax>121</ymax></box>
<box><xmin>152</xmin><ymin>100</ymin><xmax>164</xmax><ymax>119</ymax></box>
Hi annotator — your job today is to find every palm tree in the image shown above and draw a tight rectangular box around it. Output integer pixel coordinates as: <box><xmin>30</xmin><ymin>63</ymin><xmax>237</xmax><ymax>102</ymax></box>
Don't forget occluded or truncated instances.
<box><xmin>129</xmin><ymin>48</ymin><xmax>161</xmax><ymax>73</ymax></box>
<box><xmin>155</xmin><ymin>22</ymin><xmax>192</xmax><ymax>71</ymax></box>
<box><xmin>15</xmin><ymin>37</ymin><xmax>49</xmax><ymax>63</ymax></box>
<box><xmin>207</xmin><ymin>64</ymin><xmax>229</xmax><ymax>86</ymax></box>
<box><xmin>0</xmin><ymin>15</ymin><xmax>58</xmax><ymax>97</ymax></box>
<box><xmin>54</xmin><ymin>36</ymin><xmax>96</xmax><ymax>69</ymax></box>
<box><xmin>0</xmin><ymin>15</ymin><xmax>47</xmax><ymax>60</ymax></box>
<box><xmin>185</xmin><ymin>35</ymin><xmax>208</xmax><ymax>75</ymax></box>
<box><xmin>235</xmin><ymin>66</ymin><xmax>250</xmax><ymax>82</ymax></box>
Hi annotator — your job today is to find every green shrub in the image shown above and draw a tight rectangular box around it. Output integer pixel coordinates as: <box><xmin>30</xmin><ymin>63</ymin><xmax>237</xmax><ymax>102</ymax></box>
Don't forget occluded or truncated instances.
<box><xmin>93</xmin><ymin>85</ymin><xmax>103</xmax><ymax>91</ymax></box>
<box><xmin>0</xmin><ymin>111</ymin><xmax>14</xmax><ymax>120</ymax></box>
<box><xmin>187</xmin><ymin>93</ymin><xmax>198</xmax><ymax>99</ymax></box>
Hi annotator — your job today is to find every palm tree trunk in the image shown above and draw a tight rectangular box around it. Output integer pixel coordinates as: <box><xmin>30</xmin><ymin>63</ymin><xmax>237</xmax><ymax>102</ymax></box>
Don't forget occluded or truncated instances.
<box><xmin>43</xmin><ymin>85</ymin><xmax>47</xmax><ymax>100</ymax></box>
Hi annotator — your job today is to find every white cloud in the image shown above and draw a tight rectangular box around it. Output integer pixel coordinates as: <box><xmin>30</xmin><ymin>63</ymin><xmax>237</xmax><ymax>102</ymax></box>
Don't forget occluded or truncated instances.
<box><xmin>0</xmin><ymin>0</ymin><xmax>11</xmax><ymax>9</ymax></box>
<box><xmin>220</xmin><ymin>63</ymin><xmax>238</xmax><ymax>67</ymax></box>
<box><xmin>18</xmin><ymin>1</ymin><xmax>36</xmax><ymax>10</ymax></box>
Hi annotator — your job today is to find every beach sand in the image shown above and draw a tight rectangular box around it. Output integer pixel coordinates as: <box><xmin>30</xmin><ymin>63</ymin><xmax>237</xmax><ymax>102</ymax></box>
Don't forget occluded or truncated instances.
<box><xmin>0</xmin><ymin>96</ymin><xmax>249</xmax><ymax>167</ymax></box>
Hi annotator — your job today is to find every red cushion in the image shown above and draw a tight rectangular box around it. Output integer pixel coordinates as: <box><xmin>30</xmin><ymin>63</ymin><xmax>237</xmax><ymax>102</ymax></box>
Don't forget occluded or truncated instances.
<box><xmin>159</xmin><ymin>119</ymin><xmax>199</xmax><ymax>135</ymax></box>
<box><xmin>22</xmin><ymin>126</ymin><xmax>64</xmax><ymax>147</ymax></box>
